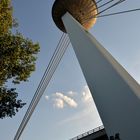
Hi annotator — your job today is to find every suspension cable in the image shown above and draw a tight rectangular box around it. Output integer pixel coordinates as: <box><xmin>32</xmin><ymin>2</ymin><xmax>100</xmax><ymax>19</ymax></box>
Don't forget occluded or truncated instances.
<box><xmin>81</xmin><ymin>0</ymin><xmax>117</xmax><ymax>22</ymax></box>
<box><xmin>96</xmin><ymin>0</ymin><xmax>104</xmax><ymax>4</ymax></box>
<box><xmin>86</xmin><ymin>0</ymin><xmax>116</xmax><ymax>14</ymax></box>
<box><xmin>15</xmin><ymin>37</ymin><xmax>70</xmax><ymax>140</ymax></box>
<box><xmin>14</xmin><ymin>33</ymin><xmax>66</xmax><ymax>139</ymax></box>
<box><xmin>82</xmin><ymin>0</ymin><xmax>125</xmax><ymax>23</ymax></box>
<box><xmin>98</xmin><ymin>0</ymin><xmax>115</xmax><ymax>9</ymax></box>
<box><xmin>97</xmin><ymin>8</ymin><xmax>140</xmax><ymax>18</ymax></box>
<box><xmin>16</xmin><ymin>33</ymin><xmax>65</xmax><ymax>132</ymax></box>
<box><xmin>97</xmin><ymin>0</ymin><xmax>125</xmax><ymax>15</ymax></box>
<box><xmin>13</xmin><ymin>34</ymin><xmax>69</xmax><ymax>139</ymax></box>
<box><xmin>14</xmin><ymin>33</ymin><xmax>70</xmax><ymax>140</ymax></box>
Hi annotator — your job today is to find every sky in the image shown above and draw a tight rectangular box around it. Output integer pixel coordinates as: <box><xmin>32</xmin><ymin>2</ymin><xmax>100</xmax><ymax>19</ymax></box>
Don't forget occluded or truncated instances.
<box><xmin>1</xmin><ymin>0</ymin><xmax>140</xmax><ymax>140</ymax></box>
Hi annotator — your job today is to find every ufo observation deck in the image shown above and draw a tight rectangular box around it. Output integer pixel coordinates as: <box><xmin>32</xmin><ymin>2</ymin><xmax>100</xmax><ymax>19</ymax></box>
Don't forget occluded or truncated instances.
<box><xmin>52</xmin><ymin>0</ymin><xmax>98</xmax><ymax>32</ymax></box>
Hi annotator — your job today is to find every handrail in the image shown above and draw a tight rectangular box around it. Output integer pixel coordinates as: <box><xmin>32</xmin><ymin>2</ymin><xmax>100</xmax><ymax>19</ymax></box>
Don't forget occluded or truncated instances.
<box><xmin>70</xmin><ymin>125</ymin><xmax>104</xmax><ymax>140</ymax></box>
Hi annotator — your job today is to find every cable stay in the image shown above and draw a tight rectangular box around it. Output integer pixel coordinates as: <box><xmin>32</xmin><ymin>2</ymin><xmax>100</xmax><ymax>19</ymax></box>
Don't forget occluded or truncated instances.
<box><xmin>98</xmin><ymin>0</ymin><xmax>116</xmax><ymax>9</ymax></box>
<box><xmin>81</xmin><ymin>0</ymin><xmax>119</xmax><ymax>24</ymax></box>
<box><xmin>82</xmin><ymin>0</ymin><xmax>116</xmax><ymax>21</ymax></box>
<box><xmin>82</xmin><ymin>0</ymin><xmax>126</xmax><ymax>23</ymax></box>
<box><xmin>14</xmin><ymin>33</ymin><xmax>66</xmax><ymax>138</ymax></box>
<box><xmin>96</xmin><ymin>0</ymin><xmax>104</xmax><ymax>4</ymax></box>
<box><xmin>97</xmin><ymin>0</ymin><xmax>125</xmax><ymax>15</ymax></box>
<box><xmin>87</xmin><ymin>0</ymin><xmax>116</xmax><ymax>14</ymax></box>
<box><xmin>14</xmin><ymin>33</ymin><xmax>70</xmax><ymax>140</ymax></box>
<box><xmin>97</xmin><ymin>8</ymin><xmax>140</xmax><ymax>18</ymax></box>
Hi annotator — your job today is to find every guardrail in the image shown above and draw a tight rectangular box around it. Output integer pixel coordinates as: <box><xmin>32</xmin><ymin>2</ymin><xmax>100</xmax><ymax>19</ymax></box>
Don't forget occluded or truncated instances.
<box><xmin>70</xmin><ymin>125</ymin><xmax>104</xmax><ymax>140</ymax></box>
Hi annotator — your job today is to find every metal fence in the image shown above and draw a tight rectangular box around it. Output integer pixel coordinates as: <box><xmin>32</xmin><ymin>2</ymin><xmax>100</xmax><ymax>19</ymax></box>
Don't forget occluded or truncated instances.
<box><xmin>70</xmin><ymin>125</ymin><xmax>104</xmax><ymax>140</ymax></box>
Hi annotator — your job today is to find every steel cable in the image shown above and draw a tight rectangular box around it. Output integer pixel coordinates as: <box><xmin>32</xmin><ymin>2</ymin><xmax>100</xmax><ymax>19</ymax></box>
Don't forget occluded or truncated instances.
<box><xmin>14</xmin><ymin>33</ymin><xmax>66</xmax><ymax>137</ymax></box>
<box><xmin>13</xmin><ymin>34</ymin><xmax>69</xmax><ymax>139</ymax></box>
<box><xmin>97</xmin><ymin>8</ymin><xmax>140</xmax><ymax>18</ymax></box>
<box><xmin>82</xmin><ymin>0</ymin><xmax>125</xmax><ymax>23</ymax></box>
<box><xmin>14</xmin><ymin>33</ymin><xmax>70</xmax><ymax>140</ymax></box>
<box><xmin>15</xmin><ymin>36</ymin><xmax>70</xmax><ymax>140</ymax></box>
<box><xmin>86</xmin><ymin>0</ymin><xmax>116</xmax><ymax>14</ymax></box>
<box><xmin>96</xmin><ymin>0</ymin><xmax>104</xmax><ymax>4</ymax></box>
<box><xmin>81</xmin><ymin>0</ymin><xmax>117</xmax><ymax>23</ymax></box>
<box><xmin>97</xmin><ymin>0</ymin><xmax>125</xmax><ymax>15</ymax></box>
<box><xmin>14</xmin><ymin>33</ymin><xmax>66</xmax><ymax>139</ymax></box>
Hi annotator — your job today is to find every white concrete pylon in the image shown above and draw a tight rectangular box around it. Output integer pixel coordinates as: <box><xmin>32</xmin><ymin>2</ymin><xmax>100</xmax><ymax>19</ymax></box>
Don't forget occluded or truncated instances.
<box><xmin>62</xmin><ymin>12</ymin><xmax>140</xmax><ymax>140</ymax></box>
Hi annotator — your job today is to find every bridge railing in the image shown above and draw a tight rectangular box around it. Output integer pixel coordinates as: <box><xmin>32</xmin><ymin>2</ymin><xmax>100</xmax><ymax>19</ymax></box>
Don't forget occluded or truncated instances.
<box><xmin>70</xmin><ymin>125</ymin><xmax>104</xmax><ymax>140</ymax></box>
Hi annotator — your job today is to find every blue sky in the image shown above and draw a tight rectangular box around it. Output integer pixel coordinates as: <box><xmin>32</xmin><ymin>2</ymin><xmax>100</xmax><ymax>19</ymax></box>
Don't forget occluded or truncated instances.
<box><xmin>1</xmin><ymin>0</ymin><xmax>140</xmax><ymax>140</ymax></box>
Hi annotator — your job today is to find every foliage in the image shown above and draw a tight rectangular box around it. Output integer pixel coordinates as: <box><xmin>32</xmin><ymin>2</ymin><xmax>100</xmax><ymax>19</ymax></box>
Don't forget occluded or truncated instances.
<box><xmin>0</xmin><ymin>0</ymin><xmax>40</xmax><ymax>118</ymax></box>
<box><xmin>0</xmin><ymin>32</ymin><xmax>40</xmax><ymax>86</ymax></box>
<box><xmin>0</xmin><ymin>87</ymin><xmax>26</xmax><ymax>119</ymax></box>
<box><xmin>0</xmin><ymin>0</ymin><xmax>13</xmax><ymax>35</ymax></box>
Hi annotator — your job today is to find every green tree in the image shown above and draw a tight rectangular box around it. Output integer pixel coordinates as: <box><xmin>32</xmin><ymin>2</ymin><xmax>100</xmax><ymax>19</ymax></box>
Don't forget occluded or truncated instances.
<box><xmin>0</xmin><ymin>87</ymin><xmax>26</xmax><ymax>119</ymax></box>
<box><xmin>0</xmin><ymin>32</ymin><xmax>39</xmax><ymax>86</ymax></box>
<box><xmin>0</xmin><ymin>0</ymin><xmax>13</xmax><ymax>35</ymax></box>
<box><xmin>0</xmin><ymin>0</ymin><xmax>40</xmax><ymax>118</ymax></box>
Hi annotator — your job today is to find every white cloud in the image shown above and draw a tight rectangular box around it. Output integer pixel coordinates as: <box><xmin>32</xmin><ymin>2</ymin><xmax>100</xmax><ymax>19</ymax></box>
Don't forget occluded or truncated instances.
<box><xmin>53</xmin><ymin>98</ymin><xmax>64</xmax><ymax>109</ymax></box>
<box><xmin>45</xmin><ymin>92</ymin><xmax>78</xmax><ymax>109</ymax></box>
<box><xmin>82</xmin><ymin>85</ymin><xmax>93</xmax><ymax>103</ymax></box>
<box><xmin>45</xmin><ymin>95</ymin><xmax>49</xmax><ymax>100</ymax></box>
<box><xmin>44</xmin><ymin>86</ymin><xmax>93</xmax><ymax>110</ymax></box>
<box><xmin>57</xmin><ymin>99</ymin><xmax>102</xmax><ymax>128</ymax></box>
<box><xmin>55</xmin><ymin>92</ymin><xmax>78</xmax><ymax>108</ymax></box>
<box><xmin>56</xmin><ymin>85</ymin><xmax>102</xmax><ymax>128</ymax></box>
<box><xmin>67</xmin><ymin>91</ymin><xmax>77</xmax><ymax>96</ymax></box>
<box><xmin>44</xmin><ymin>85</ymin><xmax>102</xmax><ymax>129</ymax></box>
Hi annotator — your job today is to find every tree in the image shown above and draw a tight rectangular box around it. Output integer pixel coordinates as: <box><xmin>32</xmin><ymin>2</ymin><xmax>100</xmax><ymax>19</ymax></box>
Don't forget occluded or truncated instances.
<box><xmin>0</xmin><ymin>0</ymin><xmax>40</xmax><ymax>118</ymax></box>
<box><xmin>0</xmin><ymin>0</ymin><xmax>13</xmax><ymax>35</ymax></box>
<box><xmin>0</xmin><ymin>87</ymin><xmax>26</xmax><ymax>119</ymax></box>
<box><xmin>0</xmin><ymin>32</ymin><xmax>40</xmax><ymax>86</ymax></box>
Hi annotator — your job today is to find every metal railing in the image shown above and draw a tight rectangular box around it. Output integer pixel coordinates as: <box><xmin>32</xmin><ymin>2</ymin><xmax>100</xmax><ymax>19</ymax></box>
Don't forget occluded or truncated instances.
<box><xmin>70</xmin><ymin>125</ymin><xmax>104</xmax><ymax>140</ymax></box>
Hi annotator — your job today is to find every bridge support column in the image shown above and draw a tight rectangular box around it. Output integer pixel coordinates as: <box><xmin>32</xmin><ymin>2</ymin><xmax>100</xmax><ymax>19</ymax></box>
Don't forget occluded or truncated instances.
<box><xmin>62</xmin><ymin>12</ymin><xmax>140</xmax><ymax>140</ymax></box>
